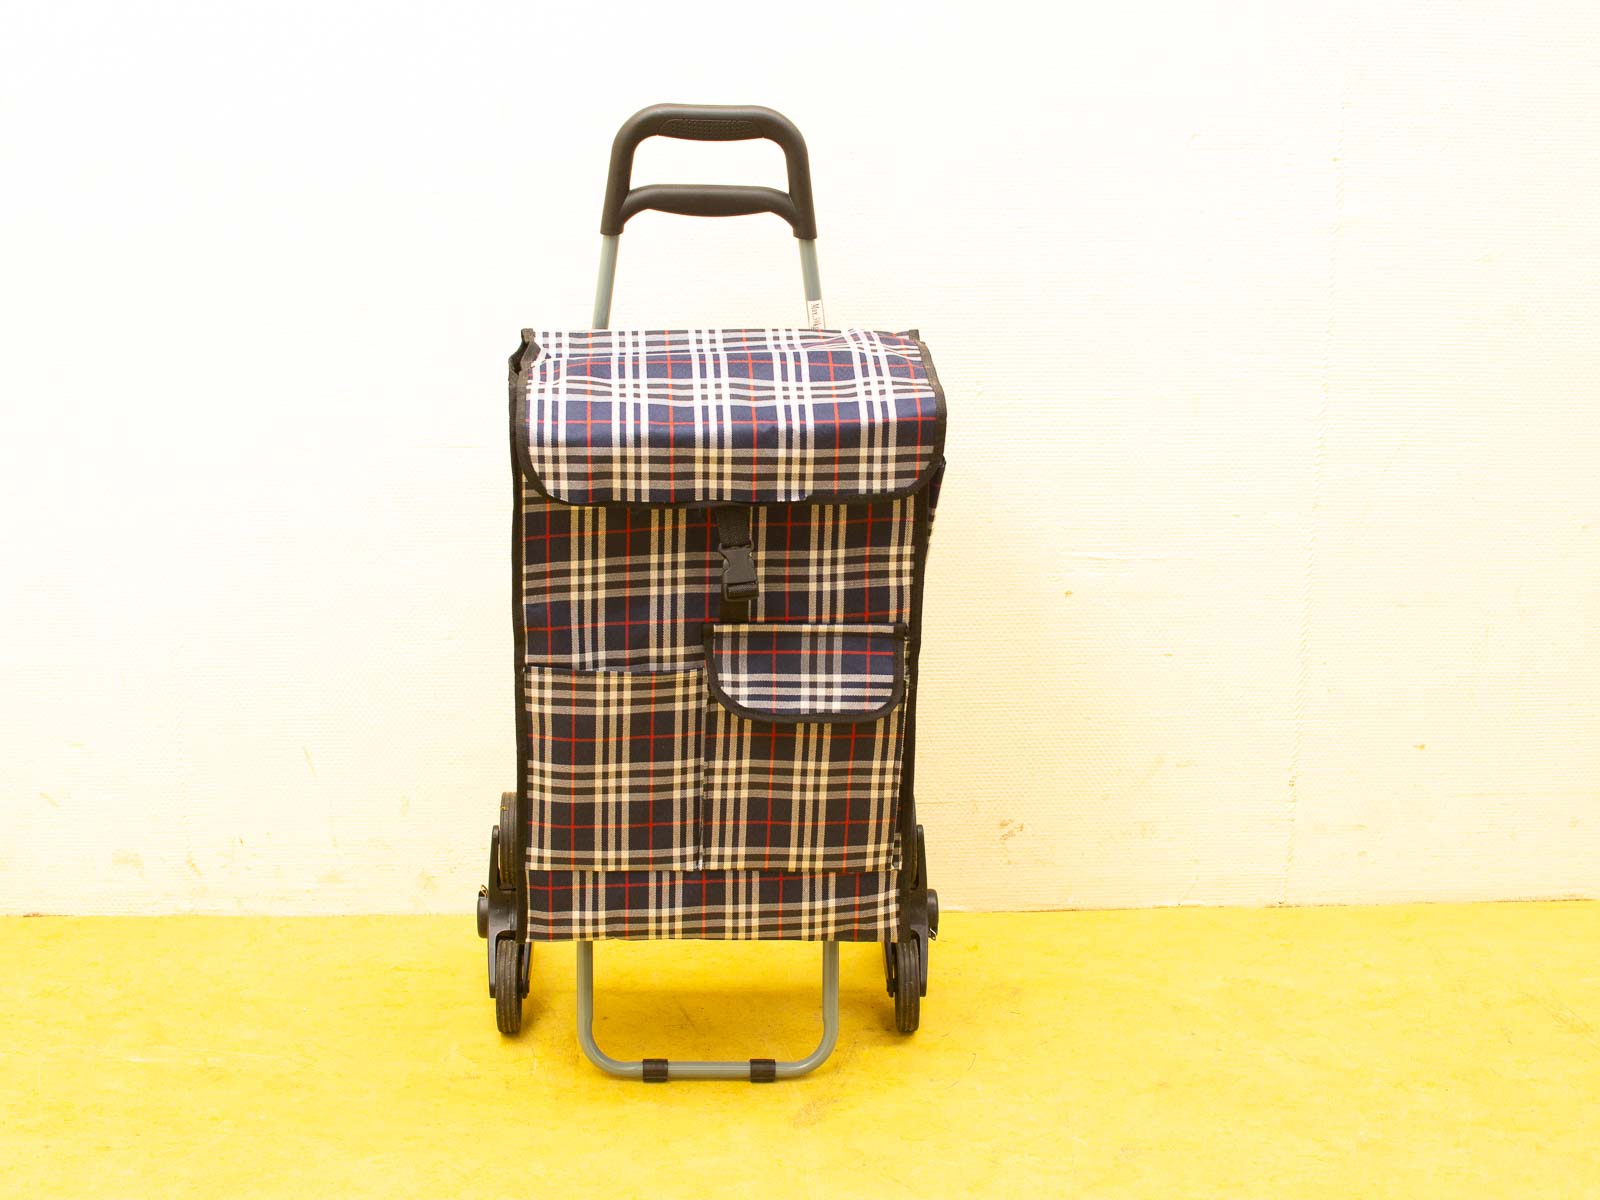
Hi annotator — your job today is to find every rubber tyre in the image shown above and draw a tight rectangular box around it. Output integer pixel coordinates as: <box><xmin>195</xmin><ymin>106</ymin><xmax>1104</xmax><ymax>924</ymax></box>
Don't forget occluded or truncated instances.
<box><xmin>894</xmin><ymin>938</ymin><xmax>921</xmax><ymax>1034</ymax></box>
<box><xmin>498</xmin><ymin>792</ymin><xmax>518</xmax><ymax>888</ymax></box>
<box><xmin>882</xmin><ymin>940</ymin><xmax>897</xmax><ymax>996</ymax></box>
<box><xmin>494</xmin><ymin>939</ymin><xmax>523</xmax><ymax>1036</ymax></box>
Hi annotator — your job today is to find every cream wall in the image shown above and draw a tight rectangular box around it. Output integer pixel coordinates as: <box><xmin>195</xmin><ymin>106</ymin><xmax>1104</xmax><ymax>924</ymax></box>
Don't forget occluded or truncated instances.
<box><xmin>2</xmin><ymin>2</ymin><xmax>1597</xmax><ymax>914</ymax></box>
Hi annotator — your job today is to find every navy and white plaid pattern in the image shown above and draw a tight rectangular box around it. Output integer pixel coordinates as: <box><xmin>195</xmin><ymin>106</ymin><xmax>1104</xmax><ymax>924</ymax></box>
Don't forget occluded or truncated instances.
<box><xmin>519</xmin><ymin>329</ymin><xmax>941</xmax><ymax>505</ymax></box>
<box><xmin>525</xmin><ymin>666</ymin><xmax>702</xmax><ymax>871</ymax></box>
<box><xmin>512</xmin><ymin>328</ymin><xmax>945</xmax><ymax>939</ymax></box>
<box><xmin>520</xmin><ymin>490</ymin><xmax>917</xmax><ymax>672</ymax></box>
<box><xmin>708</xmin><ymin>623</ymin><xmax>902</xmax><ymax>717</ymax></box>
<box><xmin>702</xmin><ymin>707</ymin><xmax>905</xmax><ymax>873</ymax></box>
<box><xmin>526</xmin><ymin>869</ymin><xmax>896</xmax><ymax>941</ymax></box>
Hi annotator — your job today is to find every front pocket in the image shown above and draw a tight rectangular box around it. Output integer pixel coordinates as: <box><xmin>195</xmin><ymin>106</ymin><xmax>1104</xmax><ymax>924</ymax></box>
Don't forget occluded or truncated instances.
<box><xmin>701</xmin><ymin>623</ymin><xmax>907</xmax><ymax>872</ymax></box>
<box><xmin>524</xmin><ymin>664</ymin><xmax>704</xmax><ymax>871</ymax></box>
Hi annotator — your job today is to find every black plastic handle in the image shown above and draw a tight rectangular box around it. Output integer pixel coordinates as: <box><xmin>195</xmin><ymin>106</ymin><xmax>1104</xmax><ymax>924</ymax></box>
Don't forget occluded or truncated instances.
<box><xmin>600</xmin><ymin>104</ymin><xmax>817</xmax><ymax>239</ymax></box>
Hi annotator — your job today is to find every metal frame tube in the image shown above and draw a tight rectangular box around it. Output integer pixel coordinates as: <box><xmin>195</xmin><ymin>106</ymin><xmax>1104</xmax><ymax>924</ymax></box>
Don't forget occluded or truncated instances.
<box><xmin>592</xmin><ymin>235</ymin><xmax>620</xmax><ymax>329</ymax></box>
<box><xmin>594</xmin><ymin>235</ymin><xmax>824</xmax><ymax>331</ymax></box>
<box><xmin>798</xmin><ymin>239</ymin><xmax>824</xmax><ymax>328</ymax></box>
<box><xmin>575</xmin><ymin>225</ymin><xmax>836</xmax><ymax>1081</ymax></box>
<box><xmin>575</xmin><ymin>940</ymin><xmax>839</xmax><ymax>1081</ymax></box>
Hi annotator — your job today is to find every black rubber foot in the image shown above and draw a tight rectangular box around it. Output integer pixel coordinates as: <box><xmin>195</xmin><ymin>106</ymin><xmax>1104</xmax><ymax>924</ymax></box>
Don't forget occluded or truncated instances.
<box><xmin>494</xmin><ymin>939</ymin><xmax>524</xmax><ymax>1036</ymax></box>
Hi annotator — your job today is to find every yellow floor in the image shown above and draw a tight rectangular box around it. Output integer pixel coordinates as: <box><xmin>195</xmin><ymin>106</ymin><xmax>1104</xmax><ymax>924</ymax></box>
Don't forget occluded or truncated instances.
<box><xmin>2</xmin><ymin>905</ymin><xmax>1597</xmax><ymax>1197</ymax></box>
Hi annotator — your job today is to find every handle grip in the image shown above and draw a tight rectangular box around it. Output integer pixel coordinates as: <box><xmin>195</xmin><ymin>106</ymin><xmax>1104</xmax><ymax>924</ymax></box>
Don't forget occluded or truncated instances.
<box><xmin>600</xmin><ymin>104</ymin><xmax>817</xmax><ymax>239</ymax></box>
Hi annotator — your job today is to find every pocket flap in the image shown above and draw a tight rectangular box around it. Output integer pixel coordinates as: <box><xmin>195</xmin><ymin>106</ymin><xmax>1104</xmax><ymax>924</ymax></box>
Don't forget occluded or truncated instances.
<box><xmin>705</xmin><ymin>623</ymin><xmax>906</xmax><ymax>723</ymax></box>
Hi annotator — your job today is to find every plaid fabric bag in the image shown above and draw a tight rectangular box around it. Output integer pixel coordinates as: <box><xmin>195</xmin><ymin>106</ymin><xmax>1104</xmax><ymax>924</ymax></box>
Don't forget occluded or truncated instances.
<box><xmin>509</xmin><ymin>327</ymin><xmax>946</xmax><ymax>940</ymax></box>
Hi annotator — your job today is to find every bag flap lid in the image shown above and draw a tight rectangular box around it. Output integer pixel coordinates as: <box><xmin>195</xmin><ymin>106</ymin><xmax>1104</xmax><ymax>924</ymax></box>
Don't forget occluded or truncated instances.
<box><xmin>513</xmin><ymin>328</ymin><xmax>945</xmax><ymax>505</ymax></box>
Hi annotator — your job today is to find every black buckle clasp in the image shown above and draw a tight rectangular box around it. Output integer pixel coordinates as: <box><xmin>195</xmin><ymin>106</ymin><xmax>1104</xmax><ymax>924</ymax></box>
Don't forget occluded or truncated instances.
<box><xmin>715</xmin><ymin>505</ymin><xmax>760</xmax><ymax>608</ymax></box>
<box><xmin>720</xmin><ymin>542</ymin><xmax>759</xmax><ymax>602</ymax></box>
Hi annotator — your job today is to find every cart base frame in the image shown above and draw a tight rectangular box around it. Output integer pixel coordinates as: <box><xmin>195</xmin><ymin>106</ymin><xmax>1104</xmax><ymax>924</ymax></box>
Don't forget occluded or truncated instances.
<box><xmin>575</xmin><ymin>940</ymin><xmax>839</xmax><ymax>1082</ymax></box>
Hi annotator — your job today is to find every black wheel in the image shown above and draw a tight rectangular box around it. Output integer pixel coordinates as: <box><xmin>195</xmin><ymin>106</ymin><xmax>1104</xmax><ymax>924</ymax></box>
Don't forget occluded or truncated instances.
<box><xmin>494</xmin><ymin>939</ymin><xmax>524</xmax><ymax>1036</ymax></box>
<box><xmin>498</xmin><ymin>792</ymin><xmax>519</xmax><ymax>887</ymax></box>
<box><xmin>893</xmin><ymin>938</ymin><xmax>921</xmax><ymax>1034</ymax></box>
<box><xmin>882</xmin><ymin>939</ymin><xmax>897</xmax><ymax>996</ymax></box>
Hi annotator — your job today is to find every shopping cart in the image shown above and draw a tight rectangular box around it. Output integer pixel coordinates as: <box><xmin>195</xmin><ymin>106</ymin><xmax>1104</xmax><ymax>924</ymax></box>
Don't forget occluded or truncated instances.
<box><xmin>477</xmin><ymin>104</ymin><xmax>945</xmax><ymax>1081</ymax></box>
